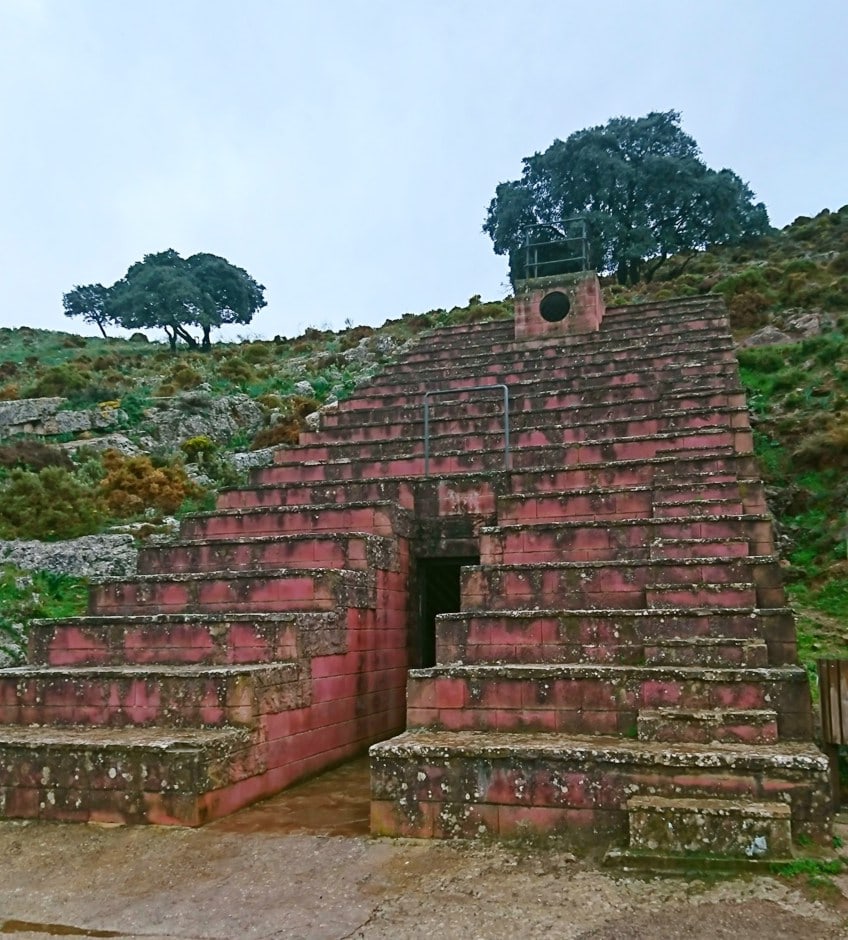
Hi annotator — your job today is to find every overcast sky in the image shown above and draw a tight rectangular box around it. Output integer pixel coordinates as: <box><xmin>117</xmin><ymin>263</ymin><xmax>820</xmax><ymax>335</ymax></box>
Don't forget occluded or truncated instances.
<box><xmin>1</xmin><ymin>0</ymin><xmax>846</xmax><ymax>340</ymax></box>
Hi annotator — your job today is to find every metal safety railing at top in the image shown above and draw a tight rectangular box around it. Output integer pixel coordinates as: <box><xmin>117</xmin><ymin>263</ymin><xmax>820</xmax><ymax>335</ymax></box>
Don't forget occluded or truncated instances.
<box><xmin>520</xmin><ymin>217</ymin><xmax>589</xmax><ymax>281</ymax></box>
<box><xmin>423</xmin><ymin>384</ymin><xmax>510</xmax><ymax>477</ymax></box>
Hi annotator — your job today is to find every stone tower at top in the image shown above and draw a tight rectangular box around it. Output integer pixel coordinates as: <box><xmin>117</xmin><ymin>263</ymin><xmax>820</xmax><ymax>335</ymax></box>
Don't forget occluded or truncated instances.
<box><xmin>513</xmin><ymin>218</ymin><xmax>605</xmax><ymax>341</ymax></box>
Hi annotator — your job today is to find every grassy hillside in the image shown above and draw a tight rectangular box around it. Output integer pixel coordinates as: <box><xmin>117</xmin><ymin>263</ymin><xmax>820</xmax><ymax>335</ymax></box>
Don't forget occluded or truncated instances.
<box><xmin>0</xmin><ymin>208</ymin><xmax>846</xmax><ymax>672</ymax></box>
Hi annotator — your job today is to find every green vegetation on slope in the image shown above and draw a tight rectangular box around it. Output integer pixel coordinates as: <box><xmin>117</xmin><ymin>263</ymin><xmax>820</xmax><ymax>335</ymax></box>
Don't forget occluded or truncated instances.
<box><xmin>0</xmin><ymin>566</ymin><xmax>89</xmax><ymax>665</ymax></box>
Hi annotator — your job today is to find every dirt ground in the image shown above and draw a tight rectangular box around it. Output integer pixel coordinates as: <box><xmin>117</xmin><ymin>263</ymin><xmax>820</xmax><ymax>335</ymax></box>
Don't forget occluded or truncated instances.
<box><xmin>3</xmin><ymin>759</ymin><xmax>848</xmax><ymax>940</ymax></box>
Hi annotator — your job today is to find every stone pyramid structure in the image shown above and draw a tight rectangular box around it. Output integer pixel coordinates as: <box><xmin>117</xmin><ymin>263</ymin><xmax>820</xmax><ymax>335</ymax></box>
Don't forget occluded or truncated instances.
<box><xmin>0</xmin><ymin>273</ymin><xmax>831</xmax><ymax>863</ymax></box>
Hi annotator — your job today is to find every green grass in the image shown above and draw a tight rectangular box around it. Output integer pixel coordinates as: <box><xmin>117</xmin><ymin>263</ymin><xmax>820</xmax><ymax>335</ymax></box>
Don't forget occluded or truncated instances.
<box><xmin>0</xmin><ymin>565</ymin><xmax>89</xmax><ymax>665</ymax></box>
<box><xmin>771</xmin><ymin>856</ymin><xmax>843</xmax><ymax>878</ymax></box>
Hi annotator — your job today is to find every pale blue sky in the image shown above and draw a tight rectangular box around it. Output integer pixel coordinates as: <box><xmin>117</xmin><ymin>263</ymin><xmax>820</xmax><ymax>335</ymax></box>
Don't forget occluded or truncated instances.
<box><xmin>1</xmin><ymin>0</ymin><xmax>846</xmax><ymax>339</ymax></box>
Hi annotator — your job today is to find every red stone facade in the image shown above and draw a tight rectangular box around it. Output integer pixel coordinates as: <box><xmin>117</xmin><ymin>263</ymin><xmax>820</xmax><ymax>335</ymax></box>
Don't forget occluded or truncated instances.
<box><xmin>0</xmin><ymin>278</ymin><xmax>832</xmax><ymax>861</ymax></box>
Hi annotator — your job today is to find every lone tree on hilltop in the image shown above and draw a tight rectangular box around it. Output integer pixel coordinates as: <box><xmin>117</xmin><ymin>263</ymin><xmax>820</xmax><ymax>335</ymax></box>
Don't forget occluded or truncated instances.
<box><xmin>63</xmin><ymin>250</ymin><xmax>266</xmax><ymax>351</ymax></box>
<box><xmin>484</xmin><ymin>110</ymin><xmax>771</xmax><ymax>285</ymax></box>
<box><xmin>62</xmin><ymin>283</ymin><xmax>113</xmax><ymax>338</ymax></box>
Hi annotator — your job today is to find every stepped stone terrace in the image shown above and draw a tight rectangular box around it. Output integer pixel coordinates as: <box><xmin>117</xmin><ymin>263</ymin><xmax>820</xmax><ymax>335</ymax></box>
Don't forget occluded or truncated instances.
<box><xmin>0</xmin><ymin>271</ymin><xmax>831</xmax><ymax>865</ymax></box>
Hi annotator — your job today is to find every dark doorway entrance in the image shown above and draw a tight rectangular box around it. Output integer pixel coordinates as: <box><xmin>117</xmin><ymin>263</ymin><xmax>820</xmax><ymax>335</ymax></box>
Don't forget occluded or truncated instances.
<box><xmin>417</xmin><ymin>556</ymin><xmax>479</xmax><ymax>668</ymax></box>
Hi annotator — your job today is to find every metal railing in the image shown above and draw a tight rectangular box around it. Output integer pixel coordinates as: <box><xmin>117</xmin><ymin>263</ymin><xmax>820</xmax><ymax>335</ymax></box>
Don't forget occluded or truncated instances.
<box><xmin>423</xmin><ymin>384</ymin><xmax>510</xmax><ymax>476</ymax></box>
<box><xmin>520</xmin><ymin>217</ymin><xmax>588</xmax><ymax>280</ymax></box>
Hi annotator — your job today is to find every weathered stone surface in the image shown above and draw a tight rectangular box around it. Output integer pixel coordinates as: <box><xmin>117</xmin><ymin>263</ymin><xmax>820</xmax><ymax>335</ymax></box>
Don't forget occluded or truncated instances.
<box><xmin>625</xmin><ymin>795</ymin><xmax>793</xmax><ymax>858</ymax></box>
<box><xmin>0</xmin><ymin>534</ymin><xmax>138</xmax><ymax>579</ymax></box>
<box><xmin>0</xmin><ymin>396</ymin><xmax>64</xmax><ymax>430</ymax></box>
<box><xmin>59</xmin><ymin>433</ymin><xmax>142</xmax><ymax>456</ymax></box>
<box><xmin>784</xmin><ymin>309</ymin><xmax>836</xmax><ymax>337</ymax></box>
<box><xmin>225</xmin><ymin>447</ymin><xmax>276</xmax><ymax>473</ymax></box>
<box><xmin>41</xmin><ymin>405</ymin><xmax>126</xmax><ymax>436</ymax></box>
<box><xmin>142</xmin><ymin>391</ymin><xmax>264</xmax><ymax>449</ymax></box>
<box><xmin>0</xmin><ymin>398</ymin><xmax>126</xmax><ymax>438</ymax></box>
<box><xmin>738</xmin><ymin>325</ymin><xmax>792</xmax><ymax>347</ymax></box>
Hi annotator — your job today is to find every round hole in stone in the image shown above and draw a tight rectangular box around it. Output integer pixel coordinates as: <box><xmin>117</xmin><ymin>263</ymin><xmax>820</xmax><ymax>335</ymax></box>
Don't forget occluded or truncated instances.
<box><xmin>539</xmin><ymin>290</ymin><xmax>571</xmax><ymax>323</ymax></box>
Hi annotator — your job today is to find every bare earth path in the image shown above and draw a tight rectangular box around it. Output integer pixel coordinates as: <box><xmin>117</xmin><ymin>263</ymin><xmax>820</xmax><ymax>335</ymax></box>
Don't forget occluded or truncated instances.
<box><xmin>3</xmin><ymin>760</ymin><xmax>847</xmax><ymax>940</ymax></box>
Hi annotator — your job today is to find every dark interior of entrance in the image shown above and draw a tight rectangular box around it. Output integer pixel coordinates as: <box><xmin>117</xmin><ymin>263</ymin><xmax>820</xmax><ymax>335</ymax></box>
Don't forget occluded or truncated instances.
<box><xmin>417</xmin><ymin>556</ymin><xmax>479</xmax><ymax>668</ymax></box>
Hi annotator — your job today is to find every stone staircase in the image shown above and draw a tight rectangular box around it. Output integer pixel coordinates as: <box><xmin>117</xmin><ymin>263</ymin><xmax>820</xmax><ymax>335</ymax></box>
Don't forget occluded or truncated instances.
<box><xmin>365</xmin><ymin>290</ymin><xmax>831</xmax><ymax>862</ymax></box>
<box><xmin>0</xmin><ymin>282</ymin><xmax>831</xmax><ymax>862</ymax></box>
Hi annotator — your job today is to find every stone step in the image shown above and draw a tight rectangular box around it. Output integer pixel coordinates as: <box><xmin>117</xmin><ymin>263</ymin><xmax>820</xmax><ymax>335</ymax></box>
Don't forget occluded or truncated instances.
<box><xmin>338</xmin><ymin>369</ymin><xmax>742</xmax><ymax>414</ymax></box>
<box><xmin>217</xmin><ymin>478</ymin><xmax>421</xmax><ymax>511</ymax></box>
<box><xmin>646</xmin><ymin>582</ymin><xmax>761</xmax><ymax>609</ymax></box>
<box><xmin>241</xmin><ymin>453</ymin><xmax>758</xmax><ymax>509</ymax></box>
<box><xmin>254</xmin><ymin>440</ymin><xmax>745</xmax><ymax>488</ymax></box>
<box><xmin>649</xmin><ymin>538</ymin><xmax>751</xmax><ymax>560</ymax></box>
<box><xmin>481</xmin><ymin>516</ymin><xmax>774</xmax><ymax>563</ymax></box>
<box><xmin>403</xmin><ymin>316</ymin><xmax>732</xmax><ymax>368</ymax></box>
<box><xmin>460</xmin><ymin>558</ymin><xmax>780</xmax><ymax>611</ymax></box>
<box><xmin>304</xmin><ymin>405</ymin><xmax>749</xmax><ymax>448</ymax></box>
<box><xmin>369</xmin><ymin>729</ymin><xmax>829</xmax><ymax>842</ymax></box>
<box><xmin>180</xmin><ymin>501</ymin><xmax>413</xmax><ymax>542</ymax></box>
<box><xmin>138</xmin><ymin>532</ymin><xmax>396</xmax><ymax>575</ymax></box>
<box><xmin>636</xmin><ymin>708</ymin><xmax>779</xmax><ymax>744</ymax></box>
<box><xmin>403</xmin><ymin>663</ymin><xmax>811</xmax><ymax>739</ymax></box>
<box><xmin>375</xmin><ymin>335</ymin><xmax>735</xmax><ymax>386</ymax></box>
<box><xmin>507</xmin><ymin>453</ymin><xmax>757</xmax><ymax>490</ymax></box>
<box><xmin>651</xmin><ymin>498</ymin><xmax>747</xmax><ymax>518</ymax></box>
<box><xmin>89</xmin><ymin>568</ymin><xmax>375</xmax><ymax>616</ymax></box>
<box><xmin>434</xmin><ymin>607</ymin><xmax>798</xmax><ymax>667</ymax></box>
<box><xmin>28</xmin><ymin>611</ymin><xmax>343</xmax><ymax>667</ymax></box>
<box><xmin>643</xmin><ymin>637</ymin><xmax>769</xmax><ymax>667</ymax></box>
<box><xmin>353</xmin><ymin>357</ymin><xmax>739</xmax><ymax>403</ymax></box>
<box><xmin>0</xmin><ymin>662</ymin><xmax>303</xmax><ymax>728</ymax></box>
<box><xmin>269</xmin><ymin>429</ymin><xmax>750</xmax><ymax>476</ymax></box>
<box><xmin>321</xmin><ymin>388</ymin><xmax>747</xmax><ymax>432</ymax></box>
<box><xmin>495</xmin><ymin>482</ymin><xmax>744</xmax><ymax>525</ymax></box>
<box><xmin>407</xmin><ymin>317</ymin><xmax>514</xmax><ymax>349</ymax></box>
<box><xmin>621</xmin><ymin>795</ymin><xmax>793</xmax><ymax>860</ymax></box>
<box><xmin>402</xmin><ymin>301</ymin><xmax>726</xmax><ymax>361</ymax></box>
<box><xmin>480</xmin><ymin>520</ymin><xmax>765</xmax><ymax>565</ymax></box>
<box><xmin>0</xmin><ymin>724</ymin><xmax>252</xmax><ymax>825</ymax></box>
<box><xmin>281</xmin><ymin>413</ymin><xmax>750</xmax><ymax>465</ymax></box>
<box><xmin>354</xmin><ymin>346</ymin><xmax>738</xmax><ymax>390</ymax></box>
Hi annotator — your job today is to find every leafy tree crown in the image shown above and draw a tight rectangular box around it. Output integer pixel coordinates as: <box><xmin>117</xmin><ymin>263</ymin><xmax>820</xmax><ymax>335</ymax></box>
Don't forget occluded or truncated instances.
<box><xmin>484</xmin><ymin>110</ymin><xmax>771</xmax><ymax>285</ymax></box>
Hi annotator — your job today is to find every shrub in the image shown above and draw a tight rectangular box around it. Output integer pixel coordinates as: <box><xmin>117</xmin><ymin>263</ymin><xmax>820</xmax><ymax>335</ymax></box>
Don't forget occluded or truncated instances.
<box><xmin>251</xmin><ymin>420</ymin><xmax>300</xmax><ymax>449</ymax></box>
<box><xmin>28</xmin><ymin>364</ymin><xmax>92</xmax><ymax>398</ymax></box>
<box><xmin>792</xmin><ymin>418</ymin><xmax>848</xmax><ymax>470</ymax></box>
<box><xmin>169</xmin><ymin>364</ymin><xmax>204</xmax><ymax>390</ymax></box>
<box><xmin>219</xmin><ymin>356</ymin><xmax>255</xmax><ymax>384</ymax></box>
<box><xmin>727</xmin><ymin>289</ymin><xmax>772</xmax><ymax>330</ymax></box>
<box><xmin>0</xmin><ymin>384</ymin><xmax>19</xmax><ymax>401</ymax></box>
<box><xmin>736</xmin><ymin>346</ymin><xmax>788</xmax><ymax>373</ymax></box>
<box><xmin>256</xmin><ymin>392</ymin><xmax>284</xmax><ymax>411</ymax></box>
<box><xmin>0</xmin><ymin>467</ymin><xmax>103</xmax><ymax>540</ymax></box>
<box><xmin>338</xmin><ymin>325</ymin><xmax>375</xmax><ymax>351</ymax></box>
<box><xmin>829</xmin><ymin>252</ymin><xmax>848</xmax><ymax>276</ymax></box>
<box><xmin>249</xmin><ymin>394</ymin><xmax>321</xmax><ymax>450</ymax></box>
<box><xmin>0</xmin><ymin>442</ymin><xmax>73</xmax><ymax>472</ymax></box>
<box><xmin>242</xmin><ymin>343</ymin><xmax>273</xmax><ymax>363</ymax></box>
<box><xmin>180</xmin><ymin>435</ymin><xmax>216</xmax><ymax>462</ymax></box>
<box><xmin>99</xmin><ymin>450</ymin><xmax>202</xmax><ymax>516</ymax></box>
<box><xmin>825</xmin><ymin>276</ymin><xmax>848</xmax><ymax>309</ymax></box>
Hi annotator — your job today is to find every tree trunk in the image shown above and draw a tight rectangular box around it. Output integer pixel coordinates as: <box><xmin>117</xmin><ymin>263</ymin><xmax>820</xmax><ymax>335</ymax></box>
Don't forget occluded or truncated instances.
<box><xmin>165</xmin><ymin>327</ymin><xmax>177</xmax><ymax>354</ymax></box>
<box><xmin>175</xmin><ymin>325</ymin><xmax>198</xmax><ymax>349</ymax></box>
<box><xmin>201</xmin><ymin>325</ymin><xmax>211</xmax><ymax>352</ymax></box>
